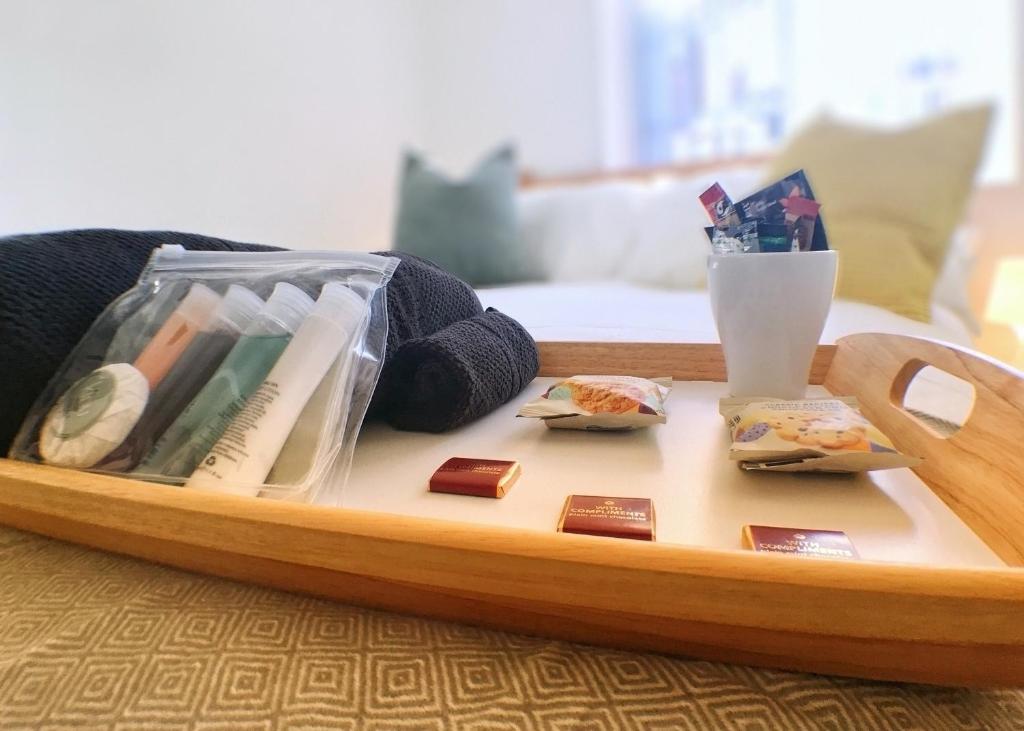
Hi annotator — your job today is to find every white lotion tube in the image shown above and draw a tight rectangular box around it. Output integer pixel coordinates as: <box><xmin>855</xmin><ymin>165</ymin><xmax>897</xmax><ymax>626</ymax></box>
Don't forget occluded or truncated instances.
<box><xmin>186</xmin><ymin>282</ymin><xmax>366</xmax><ymax>496</ymax></box>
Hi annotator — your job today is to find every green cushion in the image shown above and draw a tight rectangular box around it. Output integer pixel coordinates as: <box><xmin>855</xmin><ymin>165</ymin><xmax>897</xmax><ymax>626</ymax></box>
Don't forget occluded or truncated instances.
<box><xmin>393</xmin><ymin>145</ymin><xmax>537</xmax><ymax>285</ymax></box>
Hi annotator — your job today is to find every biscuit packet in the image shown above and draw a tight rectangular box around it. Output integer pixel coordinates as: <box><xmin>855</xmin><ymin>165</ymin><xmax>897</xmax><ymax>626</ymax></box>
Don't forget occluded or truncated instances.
<box><xmin>519</xmin><ymin>375</ymin><xmax>671</xmax><ymax>431</ymax></box>
<box><xmin>719</xmin><ymin>396</ymin><xmax>921</xmax><ymax>473</ymax></box>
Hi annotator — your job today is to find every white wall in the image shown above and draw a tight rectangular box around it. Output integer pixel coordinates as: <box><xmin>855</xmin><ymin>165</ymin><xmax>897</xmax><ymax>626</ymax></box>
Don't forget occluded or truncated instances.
<box><xmin>0</xmin><ymin>1</ymin><xmax>605</xmax><ymax>248</ymax></box>
<box><xmin>0</xmin><ymin>0</ymin><xmax>424</xmax><ymax>250</ymax></box>
<box><xmin>412</xmin><ymin>0</ymin><xmax>603</xmax><ymax>176</ymax></box>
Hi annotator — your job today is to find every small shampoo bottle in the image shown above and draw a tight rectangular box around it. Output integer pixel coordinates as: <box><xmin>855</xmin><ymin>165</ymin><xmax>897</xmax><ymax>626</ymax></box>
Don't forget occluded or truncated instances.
<box><xmin>132</xmin><ymin>282</ymin><xmax>222</xmax><ymax>389</ymax></box>
<box><xmin>96</xmin><ymin>284</ymin><xmax>265</xmax><ymax>471</ymax></box>
<box><xmin>140</xmin><ymin>282</ymin><xmax>314</xmax><ymax>479</ymax></box>
<box><xmin>186</xmin><ymin>282</ymin><xmax>366</xmax><ymax>497</ymax></box>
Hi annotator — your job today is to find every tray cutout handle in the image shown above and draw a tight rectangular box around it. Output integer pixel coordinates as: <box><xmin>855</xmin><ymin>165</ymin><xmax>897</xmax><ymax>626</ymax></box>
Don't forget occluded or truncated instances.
<box><xmin>825</xmin><ymin>333</ymin><xmax>1024</xmax><ymax>566</ymax></box>
<box><xmin>889</xmin><ymin>359</ymin><xmax>976</xmax><ymax>439</ymax></box>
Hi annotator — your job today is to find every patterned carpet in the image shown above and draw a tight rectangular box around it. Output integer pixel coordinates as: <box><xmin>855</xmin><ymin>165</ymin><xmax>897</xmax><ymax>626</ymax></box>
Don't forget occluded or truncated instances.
<box><xmin>1</xmin><ymin>525</ymin><xmax>1022</xmax><ymax>730</ymax></box>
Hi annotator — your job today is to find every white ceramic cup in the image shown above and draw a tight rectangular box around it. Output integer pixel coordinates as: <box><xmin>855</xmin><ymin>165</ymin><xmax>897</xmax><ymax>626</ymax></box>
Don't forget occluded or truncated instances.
<box><xmin>708</xmin><ymin>250</ymin><xmax>838</xmax><ymax>399</ymax></box>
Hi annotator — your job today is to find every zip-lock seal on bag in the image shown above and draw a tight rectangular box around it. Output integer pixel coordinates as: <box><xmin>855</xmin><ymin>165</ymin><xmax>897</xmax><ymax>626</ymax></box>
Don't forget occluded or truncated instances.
<box><xmin>9</xmin><ymin>245</ymin><xmax>399</xmax><ymax>506</ymax></box>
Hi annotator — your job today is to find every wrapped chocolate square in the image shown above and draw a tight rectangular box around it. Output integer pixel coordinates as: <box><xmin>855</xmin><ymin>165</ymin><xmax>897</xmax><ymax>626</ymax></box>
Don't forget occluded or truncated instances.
<box><xmin>742</xmin><ymin>525</ymin><xmax>858</xmax><ymax>559</ymax></box>
<box><xmin>558</xmin><ymin>495</ymin><xmax>655</xmax><ymax>541</ymax></box>
<box><xmin>719</xmin><ymin>396</ymin><xmax>921</xmax><ymax>473</ymax></box>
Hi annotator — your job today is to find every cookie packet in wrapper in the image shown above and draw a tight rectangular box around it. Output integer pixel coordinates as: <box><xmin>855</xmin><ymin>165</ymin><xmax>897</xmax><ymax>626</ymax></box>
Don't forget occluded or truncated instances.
<box><xmin>519</xmin><ymin>375</ymin><xmax>671</xmax><ymax>431</ymax></box>
<box><xmin>719</xmin><ymin>396</ymin><xmax>921</xmax><ymax>473</ymax></box>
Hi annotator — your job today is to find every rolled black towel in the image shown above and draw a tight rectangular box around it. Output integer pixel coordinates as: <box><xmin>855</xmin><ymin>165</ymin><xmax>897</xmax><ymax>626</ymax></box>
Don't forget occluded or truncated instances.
<box><xmin>372</xmin><ymin>250</ymin><xmax>483</xmax><ymax>361</ymax></box>
<box><xmin>366</xmin><ymin>250</ymin><xmax>483</xmax><ymax>419</ymax></box>
<box><xmin>380</xmin><ymin>308</ymin><xmax>540</xmax><ymax>433</ymax></box>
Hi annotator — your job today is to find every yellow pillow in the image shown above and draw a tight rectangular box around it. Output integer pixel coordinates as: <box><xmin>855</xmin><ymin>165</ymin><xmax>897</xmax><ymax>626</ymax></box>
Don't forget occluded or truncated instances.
<box><xmin>826</xmin><ymin>219</ymin><xmax>936</xmax><ymax>321</ymax></box>
<box><xmin>766</xmin><ymin>105</ymin><xmax>991</xmax><ymax>321</ymax></box>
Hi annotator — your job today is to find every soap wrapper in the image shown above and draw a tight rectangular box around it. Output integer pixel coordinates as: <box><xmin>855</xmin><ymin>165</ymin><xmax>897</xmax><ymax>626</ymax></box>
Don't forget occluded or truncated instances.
<box><xmin>719</xmin><ymin>396</ymin><xmax>920</xmax><ymax>473</ymax></box>
<box><xmin>518</xmin><ymin>375</ymin><xmax>671</xmax><ymax>431</ymax></box>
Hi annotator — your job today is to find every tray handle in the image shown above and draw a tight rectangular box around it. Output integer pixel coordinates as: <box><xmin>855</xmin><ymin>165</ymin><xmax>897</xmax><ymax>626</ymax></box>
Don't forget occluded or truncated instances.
<box><xmin>824</xmin><ymin>333</ymin><xmax>1024</xmax><ymax>566</ymax></box>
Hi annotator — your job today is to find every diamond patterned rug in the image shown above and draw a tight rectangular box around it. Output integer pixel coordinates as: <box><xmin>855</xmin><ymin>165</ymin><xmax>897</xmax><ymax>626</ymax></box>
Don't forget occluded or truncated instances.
<box><xmin>1</xmin><ymin>525</ymin><xmax>1022</xmax><ymax>730</ymax></box>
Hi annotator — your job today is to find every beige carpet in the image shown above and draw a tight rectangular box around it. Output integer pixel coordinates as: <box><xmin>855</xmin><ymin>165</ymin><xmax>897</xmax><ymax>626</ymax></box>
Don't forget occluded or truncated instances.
<box><xmin>1</xmin><ymin>525</ymin><xmax>1022</xmax><ymax>731</ymax></box>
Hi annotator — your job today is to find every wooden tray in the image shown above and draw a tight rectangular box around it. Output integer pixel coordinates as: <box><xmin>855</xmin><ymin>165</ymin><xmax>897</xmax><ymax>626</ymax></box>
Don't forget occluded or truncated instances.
<box><xmin>1</xmin><ymin>333</ymin><xmax>1022</xmax><ymax>687</ymax></box>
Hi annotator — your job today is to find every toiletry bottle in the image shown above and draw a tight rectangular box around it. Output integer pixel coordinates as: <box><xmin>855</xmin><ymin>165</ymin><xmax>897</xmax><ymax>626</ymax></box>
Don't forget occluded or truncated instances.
<box><xmin>104</xmin><ymin>279</ymin><xmax>190</xmax><ymax>366</ymax></box>
<box><xmin>96</xmin><ymin>284</ymin><xmax>265</xmax><ymax>471</ymax></box>
<box><xmin>132</xmin><ymin>282</ymin><xmax>221</xmax><ymax>389</ymax></box>
<box><xmin>186</xmin><ymin>282</ymin><xmax>366</xmax><ymax>497</ymax></box>
<box><xmin>140</xmin><ymin>282</ymin><xmax>314</xmax><ymax>479</ymax></box>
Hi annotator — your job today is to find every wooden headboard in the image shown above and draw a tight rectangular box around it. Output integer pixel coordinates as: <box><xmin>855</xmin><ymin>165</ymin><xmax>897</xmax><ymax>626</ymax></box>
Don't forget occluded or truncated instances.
<box><xmin>519</xmin><ymin>156</ymin><xmax>772</xmax><ymax>188</ymax></box>
<box><xmin>520</xmin><ymin>158</ymin><xmax>1024</xmax><ymax>333</ymax></box>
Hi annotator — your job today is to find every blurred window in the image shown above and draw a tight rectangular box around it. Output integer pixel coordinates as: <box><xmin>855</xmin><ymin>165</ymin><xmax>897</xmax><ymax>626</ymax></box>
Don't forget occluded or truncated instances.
<box><xmin>621</xmin><ymin>0</ymin><xmax>1018</xmax><ymax>182</ymax></box>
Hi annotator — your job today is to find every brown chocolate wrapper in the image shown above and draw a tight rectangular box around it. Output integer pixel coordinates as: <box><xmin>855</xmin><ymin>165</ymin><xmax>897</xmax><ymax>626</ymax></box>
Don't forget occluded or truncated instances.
<box><xmin>557</xmin><ymin>495</ymin><xmax>655</xmax><ymax>541</ymax></box>
<box><xmin>429</xmin><ymin>457</ymin><xmax>521</xmax><ymax>498</ymax></box>
<box><xmin>742</xmin><ymin>525</ymin><xmax>858</xmax><ymax>560</ymax></box>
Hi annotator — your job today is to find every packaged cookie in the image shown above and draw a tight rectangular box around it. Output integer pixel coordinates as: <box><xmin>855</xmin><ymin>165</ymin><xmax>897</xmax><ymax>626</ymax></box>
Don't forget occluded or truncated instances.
<box><xmin>719</xmin><ymin>397</ymin><xmax>920</xmax><ymax>473</ymax></box>
<box><xmin>518</xmin><ymin>375</ymin><xmax>671</xmax><ymax>430</ymax></box>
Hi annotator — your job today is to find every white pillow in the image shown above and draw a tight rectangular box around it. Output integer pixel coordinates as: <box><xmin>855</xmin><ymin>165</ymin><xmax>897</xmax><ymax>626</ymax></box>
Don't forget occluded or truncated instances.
<box><xmin>517</xmin><ymin>181</ymin><xmax>640</xmax><ymax>282</ymax></box>
<box><xmin>619</xmin><ymin>167</ymin><xmax>763</xmax><ymax>289</ymax></box>
<box><xmin>931</xmin><ymin>227</ymin><xmax>981</xmax><ymax>335</ymax></box>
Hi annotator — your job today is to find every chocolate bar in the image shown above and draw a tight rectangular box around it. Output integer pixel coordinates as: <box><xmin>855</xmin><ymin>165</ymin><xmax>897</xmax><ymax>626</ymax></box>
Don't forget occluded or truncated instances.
<box><xmin>741</xmin><ymin>525</ymin><xmax>858</xmax><ymax>559</ymax></box>
<box><xmin>429</xmin><ymin>457</ymin><xmax>521</xmax><ymax>498</ymax></box>
<box><xmin>558</xmin><ymin>495</ymin><xmax>655</xmax><ymax>541</ymax></box>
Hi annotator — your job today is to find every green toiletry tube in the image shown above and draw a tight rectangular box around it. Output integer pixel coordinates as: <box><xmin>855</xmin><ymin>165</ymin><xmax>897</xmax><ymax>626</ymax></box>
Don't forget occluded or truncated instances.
<box><xmin>140</xmin><ymin>282</ymin><xmax>314</xmax><ymax>479</ymax></box>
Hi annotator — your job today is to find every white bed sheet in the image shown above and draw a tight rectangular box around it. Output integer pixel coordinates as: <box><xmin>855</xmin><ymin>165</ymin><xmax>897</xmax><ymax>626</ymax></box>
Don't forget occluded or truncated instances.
<box><xmin>348</xmin><ymin>379</ymin><xmax>1002</xmax><ymax>567</ymax></box>
<box><xmin>476</xmin><ymin>282</ymin><xmax>973</xmax><ymax>346</ymax></box>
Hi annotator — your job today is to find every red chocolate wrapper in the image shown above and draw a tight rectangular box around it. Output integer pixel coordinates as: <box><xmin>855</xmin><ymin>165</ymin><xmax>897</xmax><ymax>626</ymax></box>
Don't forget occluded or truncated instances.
<box><xmin>429</xmin><ymin>457</ymin><xmax>521</xmax><ymax>498</ymax></box>
<box><xmin>558</xmin><ymin>495</ymin><xmax>655</xmax><ymax>540</ymax></box>
<box><xmin>742</xmin><ymin>525</ymin><xmax>858</xmax><ymax>559</ymax></box>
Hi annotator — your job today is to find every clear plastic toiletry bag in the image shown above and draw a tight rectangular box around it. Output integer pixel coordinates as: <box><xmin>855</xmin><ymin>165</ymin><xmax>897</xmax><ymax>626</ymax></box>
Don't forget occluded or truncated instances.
<box><xmin>9</xmin><ymin>244</ymin><xmax>399</xmax><ymax>506</ymax></box>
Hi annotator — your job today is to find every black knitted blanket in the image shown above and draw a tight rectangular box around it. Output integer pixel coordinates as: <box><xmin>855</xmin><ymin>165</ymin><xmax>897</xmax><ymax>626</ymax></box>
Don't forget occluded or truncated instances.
<box><xmin>0</xmin><ymin>229</ymin><xmax>539</xmax><ymax>452</ymax></box>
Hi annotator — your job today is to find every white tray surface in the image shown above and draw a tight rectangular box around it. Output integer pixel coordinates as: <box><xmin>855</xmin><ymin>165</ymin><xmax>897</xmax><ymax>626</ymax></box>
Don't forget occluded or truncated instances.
<box><xmin>347</xmin><ymin>379</ymin><xmax>1003</xmax><ymax>568</ymax></box>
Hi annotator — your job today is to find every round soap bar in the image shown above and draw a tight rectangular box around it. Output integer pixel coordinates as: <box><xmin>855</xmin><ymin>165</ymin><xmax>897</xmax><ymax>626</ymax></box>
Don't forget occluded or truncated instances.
<box><xmin>39</xmin><ymin>363</ymin><xmax>150</xmax><ymax>469</ymax></box>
